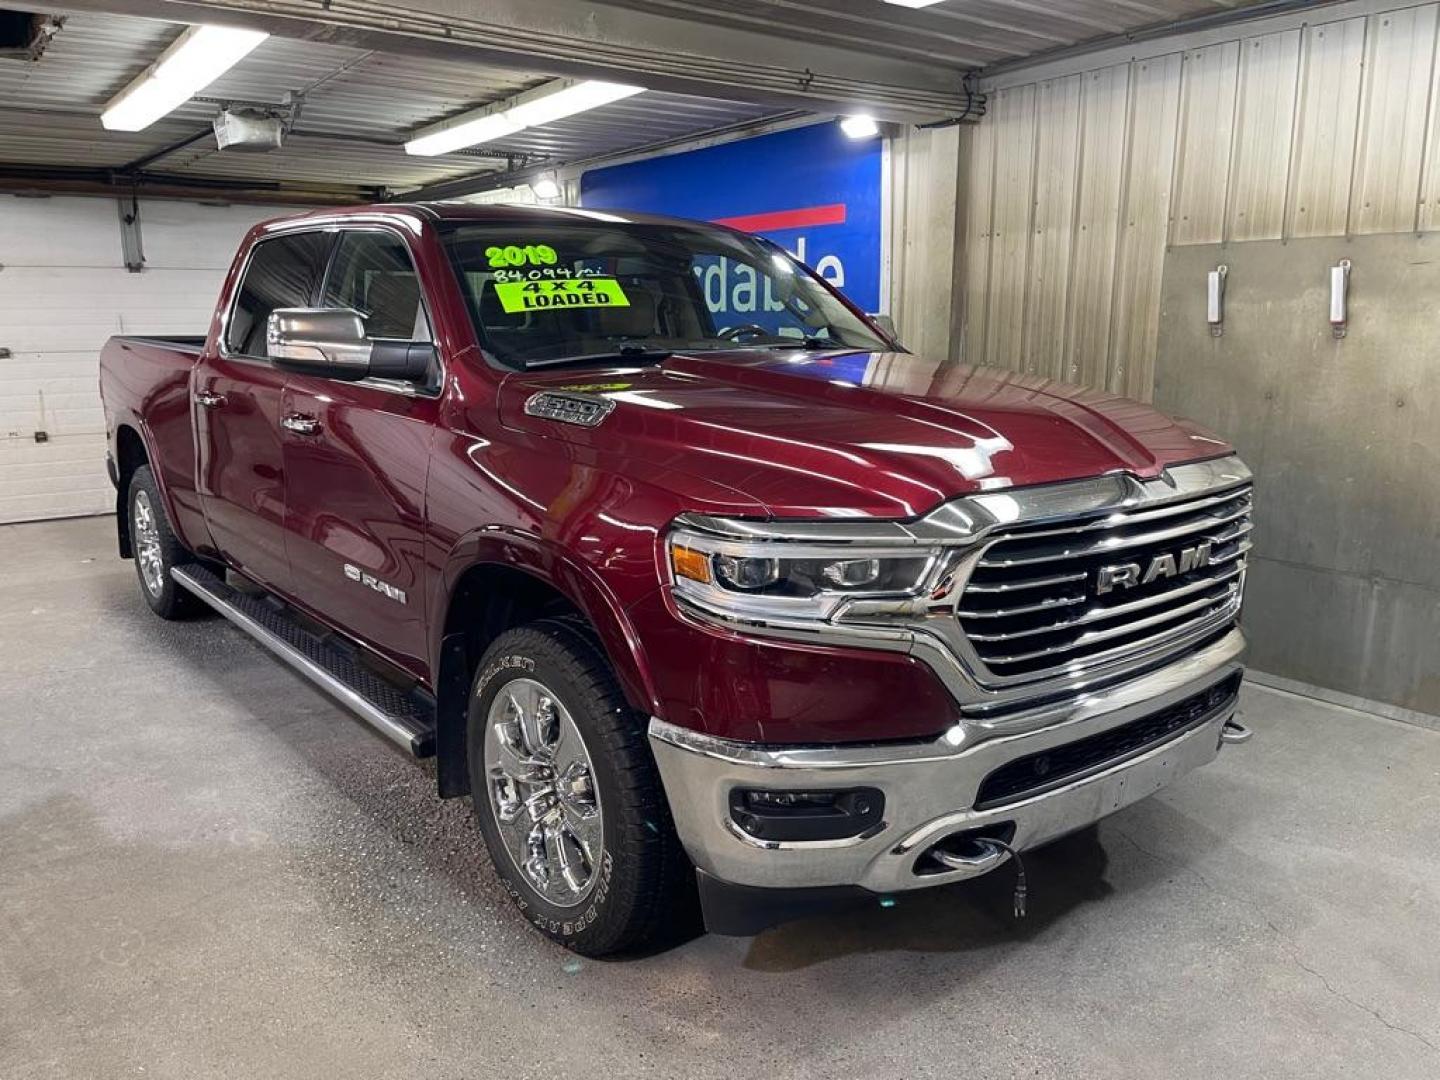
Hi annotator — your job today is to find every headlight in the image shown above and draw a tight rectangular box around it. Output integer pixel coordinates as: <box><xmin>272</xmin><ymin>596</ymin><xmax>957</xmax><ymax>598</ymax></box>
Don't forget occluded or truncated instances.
<box><xmin>668</xmin><ymin>527</ymin><xmax>940</xmax><ymax>622</ymax></box>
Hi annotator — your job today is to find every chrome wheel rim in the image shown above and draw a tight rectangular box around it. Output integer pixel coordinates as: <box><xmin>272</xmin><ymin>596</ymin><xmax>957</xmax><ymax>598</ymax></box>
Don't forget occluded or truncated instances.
<box><xmin>483</xmin><ymin>677</ymin><xmax>602</xmax><ymax>908</ymax></box>
<box><xmin>131</xmin><ymin>490</ymin><xmax>165</xmax><ymax>598</ymax></box>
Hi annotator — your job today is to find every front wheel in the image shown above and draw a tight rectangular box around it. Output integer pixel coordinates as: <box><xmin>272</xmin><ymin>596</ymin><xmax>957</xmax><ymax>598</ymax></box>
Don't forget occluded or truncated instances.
<box><xmin>467</xmin><ymin>618</ymin><xmax>697</xmax><ymax>955</ymax></box>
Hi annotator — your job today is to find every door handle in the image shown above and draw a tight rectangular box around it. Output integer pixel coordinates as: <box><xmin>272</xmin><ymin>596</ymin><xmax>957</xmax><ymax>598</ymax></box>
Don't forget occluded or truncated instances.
<box><xmin>194</xmin><ymin>390</ymin><xmax>226</xmax><ymax>408</ymax></box>
<box><xmin>281</xmin><ymin>414</ymin><xmax>322</xmax><ymax>436</ymax></box>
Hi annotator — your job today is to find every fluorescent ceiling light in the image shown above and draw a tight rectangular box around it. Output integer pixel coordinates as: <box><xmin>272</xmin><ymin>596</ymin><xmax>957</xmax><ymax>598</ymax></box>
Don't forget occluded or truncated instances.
<box><xmin>406</xmin><ymin>114</ymin><xmax>523</xmax><ymax>158</ymax></box>
<box><xmin>840</xmin><ymin>114</ymin><xmax>880</xmax><ymax>139</ymax></box>
<box><xmin>507</xmin><ymin>81</ymin><xmax>644</xmax><ymax>126</ymax></box>
<box><xmin>101</xmin><ymin>24</ymin><xmax>268</xmax><ymax>132</ymax></box>
<box><xmin>883</xmin><ymin>0</ymin><xmax>946</xmax><ymax>7</ymax></box>
<box><xmin>530</xmin><ymin>174</ymin><xmax>562</xmax><ymax>200</ymax></box>
<box><xmin>406</xmin><ymin>79</ymin><xmax>644</xmax><ymax>156</ymax></box>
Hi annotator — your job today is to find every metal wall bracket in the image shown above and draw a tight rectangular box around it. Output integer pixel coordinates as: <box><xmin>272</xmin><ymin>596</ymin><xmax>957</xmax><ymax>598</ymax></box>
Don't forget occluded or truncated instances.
<box><xmin>117</xmin><ymin>195</ymin><xmax>145</xmax><ymax>273</ymax></box>
<box><xmin>1329</xmin><ymin>258</ymin><xmax>1350</xmax><ymax>339</ymax></box>
<box><xmin>1207</xmin><ymin>264</ymin><xmax>1228</xmax><ymax>337</ymax></box>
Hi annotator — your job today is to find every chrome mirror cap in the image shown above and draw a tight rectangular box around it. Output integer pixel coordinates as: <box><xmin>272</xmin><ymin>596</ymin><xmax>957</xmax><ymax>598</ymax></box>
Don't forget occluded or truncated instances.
<box><xmin>267</xmin><ymin>307</ymin><xmax>373</xmax><ymax>376</ymax></box>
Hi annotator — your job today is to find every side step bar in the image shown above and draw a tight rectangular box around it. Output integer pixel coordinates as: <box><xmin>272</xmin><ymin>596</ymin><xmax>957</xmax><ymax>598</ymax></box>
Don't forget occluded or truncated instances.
<box><xmin>171</xmin><ymin>564</ymin><xmax>436</xmax><ymax>757</ymax></box>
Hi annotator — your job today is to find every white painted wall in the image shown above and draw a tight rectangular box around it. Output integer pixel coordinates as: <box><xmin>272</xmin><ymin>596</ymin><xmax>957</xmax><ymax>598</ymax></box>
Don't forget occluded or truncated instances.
<box><xmin>0</xmin><ymin>195</ymin><xmax>301</xmax><ymax>523</ymax></box>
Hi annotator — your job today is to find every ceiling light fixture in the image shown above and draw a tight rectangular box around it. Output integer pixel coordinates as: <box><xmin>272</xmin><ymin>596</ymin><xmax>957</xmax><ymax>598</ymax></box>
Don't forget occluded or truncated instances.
<box><xmin>883</xmin><ymin>0</ymin><xmax>947</xmax><ymax>7</ymax></box>
<box><xmin>530</xmin><ymin>174</ymin><xmax>562</xmax><ymax>200</ymax></box>
<box><xmin>101</xmin><ymin>24</ymin><xmax>268</xmax><ymax>132</ymax></box>
<box><xmin>840</xmin><ymin>115</ymin><xmax>881</xmax><ymax>139</ymax></box>
<box><xmin>405</xmin><ymin>114</ymin><xmax>523</xmax><ymax>157</ymax></box>
<box><xmin>406</xmin><ymin>79</ymin><xmax>644</xmax><ymax>156</ymax></box>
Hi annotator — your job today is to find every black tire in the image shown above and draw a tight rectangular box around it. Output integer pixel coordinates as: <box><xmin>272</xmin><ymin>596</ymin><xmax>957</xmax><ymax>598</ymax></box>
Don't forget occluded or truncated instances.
<box><xmin>467</xmin><ymin>618</ymin><xmax>697</xmax><ymax>956</ymax></box>
<box><xmin>126</xmin><ymin>465</ymin><xmax>207</xmax><ymax>620</ymax></box>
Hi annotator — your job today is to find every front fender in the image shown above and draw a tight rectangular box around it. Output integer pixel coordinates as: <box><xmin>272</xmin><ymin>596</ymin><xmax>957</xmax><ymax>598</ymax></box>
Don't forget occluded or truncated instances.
<box><xmin>430</xmin><ymin>526</ymin><xmax>659</xmax><ymax>716</ymax></box>
<box><xmin>428</xmin><ymin>527</ymin><xmax>661</xmax><ymax>799</ymax></box>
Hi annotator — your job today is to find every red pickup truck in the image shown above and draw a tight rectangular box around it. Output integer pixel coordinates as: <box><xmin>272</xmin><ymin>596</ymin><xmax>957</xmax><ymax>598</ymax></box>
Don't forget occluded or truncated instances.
<box><xmin>100</xmin><ymin>203</ymin><xmax>1253</xmax><ymax>955</ymax></box>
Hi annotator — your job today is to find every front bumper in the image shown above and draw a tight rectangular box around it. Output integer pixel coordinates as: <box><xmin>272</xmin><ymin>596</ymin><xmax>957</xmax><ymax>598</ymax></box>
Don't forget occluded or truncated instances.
<box><xmin>649</xmin><ymin>629</ymin><xmax>1245</xmax><ymax>925</ymax></box>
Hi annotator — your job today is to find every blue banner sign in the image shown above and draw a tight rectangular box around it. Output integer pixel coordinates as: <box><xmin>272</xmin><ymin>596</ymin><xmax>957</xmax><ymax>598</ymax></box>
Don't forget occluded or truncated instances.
<box><xmin>579</xmin><ymin>122</ymin><xmax>883</xmax><ymax>318</ymax></box>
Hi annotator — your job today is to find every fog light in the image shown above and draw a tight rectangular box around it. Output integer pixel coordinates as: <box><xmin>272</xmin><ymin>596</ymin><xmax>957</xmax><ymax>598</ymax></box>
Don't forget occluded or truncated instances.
<box><xmin>728</xmin><ymin>786</ymin><xmax>884</xmax><ymax>842</ymax></box>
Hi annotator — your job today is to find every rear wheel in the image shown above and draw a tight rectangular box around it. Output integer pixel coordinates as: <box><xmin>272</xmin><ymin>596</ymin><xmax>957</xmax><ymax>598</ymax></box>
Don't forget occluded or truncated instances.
<box><xmin>127</xmin><ymin>465</ymin><xmax>206</xmax><ymax>620</ymax></box>
<box><xmin>467</xmin><ymin>618</ymin><xmax>697</xmax><ymax>955</ymax></box>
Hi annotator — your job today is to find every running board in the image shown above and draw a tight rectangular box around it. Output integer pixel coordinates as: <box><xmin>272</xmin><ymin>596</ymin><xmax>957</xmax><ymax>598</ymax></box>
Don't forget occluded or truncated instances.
<box><xmin>171</xmin><ymin>564</ymin><xmax>436</xmax><ymax>757</ymax></box>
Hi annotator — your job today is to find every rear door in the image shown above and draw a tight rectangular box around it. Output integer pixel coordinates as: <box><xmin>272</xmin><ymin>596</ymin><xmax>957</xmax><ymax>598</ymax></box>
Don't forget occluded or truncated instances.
<box><xmin>280</xmin><ymin>228</ymin><xmax>440</xmax><ymax>679</ymax></box>
<box><xmin>195</xmin><ymin>230</ymin><xmax>332</xmax><ymax>593</ymax></box>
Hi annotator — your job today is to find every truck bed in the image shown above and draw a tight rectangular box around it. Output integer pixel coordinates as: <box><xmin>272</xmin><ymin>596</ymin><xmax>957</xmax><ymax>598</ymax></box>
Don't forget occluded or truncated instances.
<box><xmin>100</xmin><ymin>333</ymin><xmax>208</xmax><ymax>549</ymax></box>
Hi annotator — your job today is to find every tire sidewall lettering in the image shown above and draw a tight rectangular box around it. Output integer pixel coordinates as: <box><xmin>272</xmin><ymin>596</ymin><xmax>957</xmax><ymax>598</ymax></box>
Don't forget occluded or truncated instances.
<box><xmin>515</xmin><ymin>847</ymin><xmax>612</xmax><ymax>942</ymax></box>
<box><xmin>475</xmin><ymin>654</ymin><xmax>535</xmax><ymax>699</ymax></box>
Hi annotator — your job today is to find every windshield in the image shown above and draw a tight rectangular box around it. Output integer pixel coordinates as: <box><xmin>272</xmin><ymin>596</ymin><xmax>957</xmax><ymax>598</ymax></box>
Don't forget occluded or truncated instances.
<box><xmin>440</xmin><ymin>219</ymin><xmax>890</xmax><ymax>368</ymax></box>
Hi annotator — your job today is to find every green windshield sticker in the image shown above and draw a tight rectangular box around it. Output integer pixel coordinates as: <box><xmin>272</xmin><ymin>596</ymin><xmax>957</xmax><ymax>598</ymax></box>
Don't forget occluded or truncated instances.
<box><xmin>485</xmin><ymin>243</ymin><xmax>558</xmax><ymax>269</ymax></box>
<box><xmin>494</xmin><ymin>277</ymin><xmax>630</xmax><ymax>314</ymax></box>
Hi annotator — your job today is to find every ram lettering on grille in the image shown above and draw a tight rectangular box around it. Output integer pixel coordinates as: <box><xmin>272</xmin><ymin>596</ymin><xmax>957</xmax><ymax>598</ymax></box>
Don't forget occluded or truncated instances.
<box><xmin>1096</xmin><ymin>541</ymin><xmax>1213</xmax><ymax>595</ymax></box>
<box><xmin>958</xmin><ymin>486</ymin><xmax>1252</xmax><ymax>685</ymax></box>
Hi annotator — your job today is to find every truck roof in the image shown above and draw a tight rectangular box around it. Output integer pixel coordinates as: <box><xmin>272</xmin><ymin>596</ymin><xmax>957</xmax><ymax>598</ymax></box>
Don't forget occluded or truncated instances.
<box><xmin>266</xmin><ymin>201</ymin><xmax>727</xmax><ymax>233</ymax></box>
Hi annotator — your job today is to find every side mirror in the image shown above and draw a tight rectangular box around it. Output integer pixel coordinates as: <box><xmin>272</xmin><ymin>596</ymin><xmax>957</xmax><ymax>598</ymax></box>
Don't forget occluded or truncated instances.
<box><xmin>267</xmin><ymin>308</ymin><xmax>434</xmax><ymax>383</ymax></box>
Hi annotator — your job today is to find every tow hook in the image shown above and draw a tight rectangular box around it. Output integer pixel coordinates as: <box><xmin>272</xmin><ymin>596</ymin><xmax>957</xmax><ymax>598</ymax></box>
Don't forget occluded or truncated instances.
<box><xmin>1220</xmin><ymin>717</ymin><xmax>1253</xmax><ymax>745</ymax></box>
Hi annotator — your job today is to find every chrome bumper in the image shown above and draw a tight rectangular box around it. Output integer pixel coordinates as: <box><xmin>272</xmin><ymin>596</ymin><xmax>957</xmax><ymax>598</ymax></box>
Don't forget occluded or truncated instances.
<box><xmin>649</xmin><ymin>629</ymin><xmax>1246</xmax><ymax>896</ymax></box>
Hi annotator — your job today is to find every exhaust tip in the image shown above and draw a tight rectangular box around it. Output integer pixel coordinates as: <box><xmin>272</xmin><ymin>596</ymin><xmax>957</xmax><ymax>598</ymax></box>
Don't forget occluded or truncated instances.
<box><xmin>915</xmin><ymin>822</ymin><xmax>1016</xmax><ymax>877</ymax></box>
<box><xmin>1220</xmin><ymin>717</ymin><xmax>1253</xmax><ymax>745</ymax></box>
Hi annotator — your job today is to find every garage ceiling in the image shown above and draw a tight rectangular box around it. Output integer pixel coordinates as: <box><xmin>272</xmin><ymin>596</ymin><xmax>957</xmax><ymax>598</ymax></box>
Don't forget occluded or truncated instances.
<box><xmin>594</xmin><ymin>0</ymin><xmax>1274</xmax><ymax>70</ymax></box>
<box><xmin>1</xmin><ymin>0</ymin><xmax>1275</xmax><ymax>202</ymax></box>
<box><xmin>0</xmin><ymin>8</ymin><xmax>787</xmax><ymax>200</ymax></box>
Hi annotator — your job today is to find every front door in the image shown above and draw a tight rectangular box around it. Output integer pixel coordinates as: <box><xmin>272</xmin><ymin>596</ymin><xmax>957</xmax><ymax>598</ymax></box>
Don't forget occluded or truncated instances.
<box><xmin>196</xmin><ymin>230</ymin><xmax>333</xmax><ymax>593</ymax></box>
<box><xmin>281</xmin><ymin>229</ymin><xmax>440</xmax><ymax>679</ymax></box>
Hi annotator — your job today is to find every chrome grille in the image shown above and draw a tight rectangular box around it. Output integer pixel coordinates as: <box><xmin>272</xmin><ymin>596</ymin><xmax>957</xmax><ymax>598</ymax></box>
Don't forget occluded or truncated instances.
<box><xmin>958</xmin><ymin>484</ymin><xmax>1252</xmax><ymax>684</ymax></box>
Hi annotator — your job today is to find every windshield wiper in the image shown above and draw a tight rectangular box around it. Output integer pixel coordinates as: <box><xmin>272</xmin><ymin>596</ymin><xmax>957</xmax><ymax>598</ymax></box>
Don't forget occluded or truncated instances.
<box><xmin>526</xmin><ymin>344</ymin><xmax>673</xmax><ymax>369</ymax></box>
<box><xmin>767</xmin><ymin>337</ymin><xmax>837</xmax><ymax>350</ymax></box>
<box><xmin>724</xmin><ymin>336</ymin><xmax>842</xmax><ymax>351</ymax></box>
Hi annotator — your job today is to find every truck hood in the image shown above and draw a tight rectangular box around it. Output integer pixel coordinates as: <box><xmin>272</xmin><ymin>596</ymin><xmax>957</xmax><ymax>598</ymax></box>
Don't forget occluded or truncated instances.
<box><xmin>498</xmin><ymin>349</ymin><xmax>1231</xmax><ymax>519</ymax></box>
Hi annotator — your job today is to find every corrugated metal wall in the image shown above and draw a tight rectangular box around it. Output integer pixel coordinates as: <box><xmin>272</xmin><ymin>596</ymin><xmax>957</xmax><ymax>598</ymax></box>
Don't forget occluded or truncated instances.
<box><xmin>887</xmin><ymin>123</ymin><xmax>964</xmax><ymax>362</ymax></box>
<box><xmin>962</xmin><ymin>1</ymin><xmax>1440</xmax><ymax>399</ymax></box>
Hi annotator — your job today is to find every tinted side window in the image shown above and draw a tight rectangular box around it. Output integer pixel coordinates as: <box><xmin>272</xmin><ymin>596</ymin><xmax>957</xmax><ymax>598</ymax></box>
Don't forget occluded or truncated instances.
<box><xmin>225</xmin><ymin>232</ymin><xmax>331</xmax><ymax>357</ymax></box>
<box><xmin>322</xmin><ymin>232</ymin><xmax>430</xmax><ymax>341</ymax></box>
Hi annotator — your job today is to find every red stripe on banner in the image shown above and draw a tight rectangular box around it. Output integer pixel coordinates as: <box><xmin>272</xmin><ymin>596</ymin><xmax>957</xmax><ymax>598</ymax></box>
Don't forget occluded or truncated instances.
<box><xmin>712</xmin><ymin>203</ymin><xmax>848</xmax><ymax>233</ymax></box>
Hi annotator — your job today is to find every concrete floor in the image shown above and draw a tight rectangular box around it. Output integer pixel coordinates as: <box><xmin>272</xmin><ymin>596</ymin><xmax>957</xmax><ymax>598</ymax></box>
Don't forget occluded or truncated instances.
<box><xmin>1</xmin><ymin>515</ymin><xmax>1437</xmax><ymax>1080</ymax></box>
